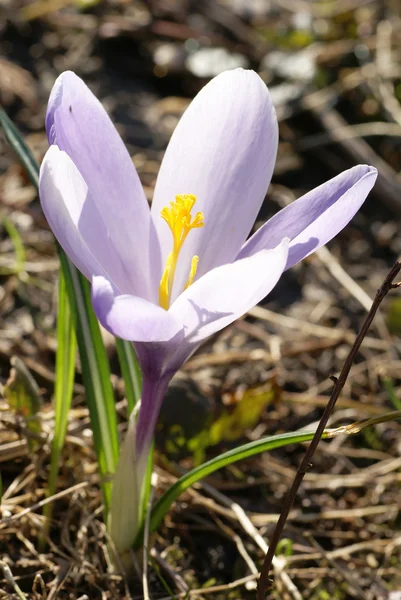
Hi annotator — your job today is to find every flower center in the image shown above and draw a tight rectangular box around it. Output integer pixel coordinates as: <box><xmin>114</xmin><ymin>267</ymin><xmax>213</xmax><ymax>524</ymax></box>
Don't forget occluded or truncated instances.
<box><xmin>158</xmin><ymin>194</ymin><xmax>204</xmax><ymax>310</ymax></box>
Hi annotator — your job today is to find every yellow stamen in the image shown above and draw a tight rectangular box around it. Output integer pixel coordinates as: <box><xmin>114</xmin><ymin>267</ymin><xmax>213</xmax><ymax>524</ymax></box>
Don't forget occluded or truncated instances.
<box><xmin>158</xmin><ymin>194</ymin><xmax>204</xmax><ymax>309</ymax></box>
<box><xmin>158</xmin><ymin>260</ymin><xmax>171</xmax><ymax>310</ymax></box>
<box><xmin>184</xmin><ymin>255</ymin><xmax>199</xmax><ymax>290</ymax></box>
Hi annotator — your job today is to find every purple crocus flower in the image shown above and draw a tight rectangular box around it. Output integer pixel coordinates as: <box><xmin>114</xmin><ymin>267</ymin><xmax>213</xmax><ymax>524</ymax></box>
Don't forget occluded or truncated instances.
<box><xmin>39</xmin><ymin>69</ymin><xmax>377</xmax><ymax>549</ymax></box>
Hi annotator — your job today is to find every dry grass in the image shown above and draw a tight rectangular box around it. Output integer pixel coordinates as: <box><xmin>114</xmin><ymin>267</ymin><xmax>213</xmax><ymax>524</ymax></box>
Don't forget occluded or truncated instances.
<box><xmin>1</xmin><ymin>0</ymin><xmax>401</xmax><ymax>597</ymax></box>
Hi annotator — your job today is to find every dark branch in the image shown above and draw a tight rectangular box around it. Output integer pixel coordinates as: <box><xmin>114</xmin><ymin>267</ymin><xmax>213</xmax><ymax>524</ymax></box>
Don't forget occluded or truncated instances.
<box><xmin>256</xmin><ymin>260</ymin><xmax>401</xmax><ymax>600</ymax></box>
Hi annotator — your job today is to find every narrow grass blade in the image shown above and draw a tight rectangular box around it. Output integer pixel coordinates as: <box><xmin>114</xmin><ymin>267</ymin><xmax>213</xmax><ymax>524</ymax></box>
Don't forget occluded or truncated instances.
<box><xmin>147</xmin><ymin>430</ymin><xmax>329</xmax><ymax>538</ymax></box>
<box><xmin>43</xmin><ymin>268</ymin><xmax>77</xmax><ymax>530</ymax></box>
<box><xmin>115</xmin><ymin>338</ymin><xmax>142</xmax><ymax>415</ymax></box>
<box><xmin>140</xmin><ymin>440</ymin><xmax>154</xmax><ymax>525</ymax></box>
<box><xmin>60</xmin><ymin>253</ymin><xmax>119</xmax><ymax>512</ymax></box>
<box><xmin>1</xmin><ymin>218</ymin><xmax>26</xmax><ymax>275</ymax></box>
<box><xmin>0</xmin><ymin>108</ymin><xmax>119</xmax><ymax>514</ymax></box>
<box><xmin>0</xmin><ymin>106</ymin><xmax>39</xmax><ymax>187</ymax></box>
<box><xmin>382</xmin><ymin>376</ymin><xmax>401</xmax><ymax>411</ymax></box>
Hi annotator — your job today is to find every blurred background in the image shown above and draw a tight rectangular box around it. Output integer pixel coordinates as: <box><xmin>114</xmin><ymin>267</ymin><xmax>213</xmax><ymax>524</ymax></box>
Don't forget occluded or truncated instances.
<box><xmin>1</xmin><ymin>1</ymin><xmax>401</xmax><ymax>599</ymax></box>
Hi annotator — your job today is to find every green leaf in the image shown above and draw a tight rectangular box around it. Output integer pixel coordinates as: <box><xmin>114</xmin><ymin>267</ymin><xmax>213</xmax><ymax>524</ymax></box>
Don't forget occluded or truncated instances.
<box><xmin>140</xmin><ymin>440</ymin><xmax>154</xmax><ymax>525</ymax></box>
<box><xmin>43</xmin><ymin>267</ymin><xmax>77</xmax><ymax>530</ymax></box>
<box><xmin>0</xmin><ymin>108</ymin><xmax>119</xmax><ymax>514</ymax></box>
<box><xmin>147</xmin><ymin>430</ymin><xmax>329</xmax><ymax>539</ymax></box>
<box><xmin>115</xmin><ymin>338</ymin><xmax>142</xmax><ymax>415</ymax></box>
<box><xmin>0</xmin><ymin>106</ymin><xmax>39</xmax><ymax>186</ymax></box>
<box><xmin>382</xmin><ymin>376</ymin><xmax>401</xmax><ymax>411</ymax></box>
<box><xmin>60</xmin><ymin>253</ymin><xmax>119</xmax><ymax>512</ymax></box>
<box><xmin>187</xmin><ymin>384</ymin><xmax>275</xmax><ymax>464</ymax></box>
<box><xmin>1</xmin><ymin>218</ymin><xmax>26</xmax><ymax>276</ymax></box>
<box><xmin>386</xmin><ymin>297</ymin><xmax>401</xmax><ymax>335</ymax></box>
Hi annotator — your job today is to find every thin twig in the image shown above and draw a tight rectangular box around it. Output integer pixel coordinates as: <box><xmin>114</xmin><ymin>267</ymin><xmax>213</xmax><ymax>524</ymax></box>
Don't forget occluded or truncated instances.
<box><xmin>197</xmin><ymin>480</ymin><xmax>302</xmax><ymax>600</ymax></box>
<box><xmin>157</xmin><ymin>573</ymin><xmax>259</xmax><ymax>599</ymax></box>
<box><xmin>0</xmin><ymin>562</ymin><xmax>28</xmax><ymax>600</ymax></box>
<box><xmin>0</xmin><ymin>481</ymin><xmax>90</xmax><ymax>525</ymax></box>
<box><xmin>248</xmin><ymin>305</ymin><xmax>389</xmax><ymax>350</ymax></box>
<box><xmin>256</xmin><ymin>260</ymin><xmax>401</xmax><ymax>599</ymax></box>
<box><xmin>316</xmin><ymin>245</ymin><xmax>390</xmax><ymax>342</ymax></box>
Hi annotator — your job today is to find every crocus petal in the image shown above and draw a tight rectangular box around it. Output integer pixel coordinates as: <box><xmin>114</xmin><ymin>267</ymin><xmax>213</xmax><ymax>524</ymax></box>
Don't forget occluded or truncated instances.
<box><xmin>109</xmin><ymin>410</ymin><xmax>141</xmax><ymax>556</ymax></box>
<box><xmin>169</xmin><ymin>238</ymin><xmax>289</xmax><ymax>346</ymax></box>
<box><xmin>237</xmin><ymin>165</ymin><xmax>377</xmax><ymax>269</ymax></box>
<box><xmin>40</xmin><ymin>146</ymin><xmax>115</xmax><ymax>284</ymax></box>
<box><xmin>135</xmin><ymin>373</ymin><xmax>170</xmax><ymax>457</ymax></box>
<box><xmin>92</xmin><ymin>275</ymin><xmax>184</xmax><ymax>343</ymax></box>
<box><xmin>46</xmin><ymin>71</ymin><xmax>158</xmax><ymax>300</ymax></box>
<box><xmin>151</xmin><ymin>69</ymin><xmax>278</xmax><ymax>301</ymax></box>
<box><xmin>40</xmin><ymin>146</ymin><xmax>151</xmax><ymax>295</ymax></box>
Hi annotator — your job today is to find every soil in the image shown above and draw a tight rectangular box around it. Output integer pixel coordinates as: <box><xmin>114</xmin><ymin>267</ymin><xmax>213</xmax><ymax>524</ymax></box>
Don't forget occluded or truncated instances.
<box><xmin>1</xmin><ymin>1</ymin><xmax>401</xmax><ymax>598</ymax></box>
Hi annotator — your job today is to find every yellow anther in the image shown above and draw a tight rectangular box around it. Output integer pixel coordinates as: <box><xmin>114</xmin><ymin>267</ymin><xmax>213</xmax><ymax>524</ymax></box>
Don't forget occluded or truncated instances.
<box><xmin>158</xmin><ymin>259</ymin><xmax>171</xmax><ymax>311</ymax></box>
<box><xmin>184</xmin><ymin>255</ymin><xmax>199</xmax><ymax>290</ymax></box>
<box><xmin>158</xmin><ymin>194</ymin><xmax>204</xmax><ymax>309</ymax></box>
